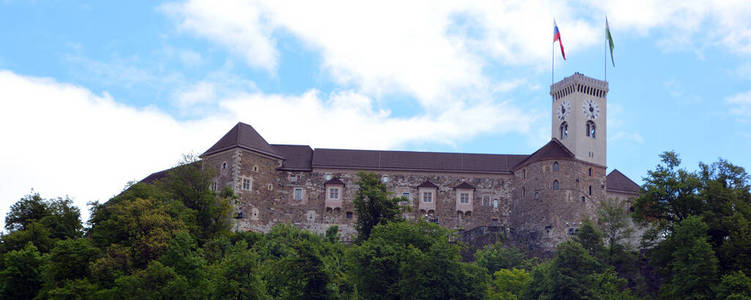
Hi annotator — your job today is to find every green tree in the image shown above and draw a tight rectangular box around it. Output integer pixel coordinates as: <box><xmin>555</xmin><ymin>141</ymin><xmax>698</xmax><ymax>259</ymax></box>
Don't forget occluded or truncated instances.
<box><xmin>353</xmin><ymin>172</ymin><xmax>403</xmax><ymax>242</ymax></box>
<box><xmin>5</xmin><ymin>193</ymin><xmax>49</xmax><ymax>232</ymax></box>
<box><xmin>547</xmin><ymin>240</ymin><xmax>601</xmax><ymax>299</ymax></box>
<box><xmin>475</xmin><ymin>241</ymin><xmax>527</xmax><ymax>273</ymax></box>
<box><xmin>0</xmin><ymin>243</ymin><xmax>44</xmax><ymax>299</ymax></box>
<box><xmin>574</xmin><ymin>219</ymin><xmax>605</xmax><ymax>259</ymax></box>
<box><xmin>489</xmin><ymin>268</ymin><xmax>531</xmax><ymax>300</ymax></box>
<box><xmin>598</xmin><ymin>198</ymin><xmax>634</xmax><ymax>260</ymax></box>
<box><xmin>0</xmin><ymin>222</ymin><xmax>54</xmax><ymax>253</ymax></box>
<box><xmin>210</xmin><ymin>240</ymin><xmax>267</xmax><ymax>300</ymax></box>
<box><xmin>5</xmin><ymin>193</ymin><xmax>82</xmax><ymax>240</ymax></box>
<box><xmin>660</xmin><ymin>216</ymin><xmax>719</xmax><ymax>299</ymax></box>
<box><xmin>349</xmin><ymin>220</ymin><xmax>487</xmax><ymax>300</ymax></box>
<box><xmin>716</xmin><ymin>271</ymin><xmax>751</xmax><ymax>300</ymax></box>
<box><xmin>38</xmin><ymin>238</ymin><xmax>100</xmax><ymax>297</ymax></box>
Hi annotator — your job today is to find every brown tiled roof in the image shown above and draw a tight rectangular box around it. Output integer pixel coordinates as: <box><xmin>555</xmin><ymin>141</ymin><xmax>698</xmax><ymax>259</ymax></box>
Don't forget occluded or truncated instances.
<box><xmin>201</xmin><ymin>122</ymin><xmax>283</xmax><ymax>159</ymax></box>
<box><xmin>312</xmin><ymin>148</ymin><xmax>527</xmax><ymax>174</ymax></box>
<box><xmin>454</xmin><ymin>181</ymin><xmax>475</xmax><ymax>190</ymax></box>
<box><xmin>324</xmin><ymin>177</ymin><xmax>345</xmax><ymax>186</ymax></box>
<box><xmin>514</xmin><ymin>138</ymin><xmax>575</xmax><ymax>169</ymax></box>
<box><xmin>272</xmin><ymin>144</ymin><xmax>313</xmax><ymax>171</ymax></box>
<box><xmin>417</xmin><ymin>180</ymin><xmax>439</xmax><ymax>188</ymax></box>
<box><xmin>606</xmin><ymin>169</ymin><xmax>641</xmax><ymax>195</ymax></box>
<box><xmin>141</xmin><ymin>169</ymin><xmax>169</xmax><ymax>184</ymax></box>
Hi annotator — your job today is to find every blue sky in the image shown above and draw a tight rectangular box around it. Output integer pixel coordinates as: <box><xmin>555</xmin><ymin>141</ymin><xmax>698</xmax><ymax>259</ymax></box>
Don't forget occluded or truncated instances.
<box><xmin>1</xmin><ymin>0</ymin><xmax>751</xmax><ymax>225</ymax></box>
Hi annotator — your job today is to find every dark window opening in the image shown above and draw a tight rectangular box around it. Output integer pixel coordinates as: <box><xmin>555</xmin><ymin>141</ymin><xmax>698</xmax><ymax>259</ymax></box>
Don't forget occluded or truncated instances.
<box><xmin>589</xmin><ymin>185</ymin><xmax>592</xmax><ymax>195</ymax></box>
<box><xmin>553</xmin><ymin>180</ymin><xmax>559</xmax><ymax>190</ymax></box>
<box><xmin>553</xmin><ymin>161</ymin><xmax>559</xmax><ymax>172</ymax></box>
<box><xmin>346</xmin><ymin>211</ymin><xmax>353</xmax><ymax>219</ymax></box>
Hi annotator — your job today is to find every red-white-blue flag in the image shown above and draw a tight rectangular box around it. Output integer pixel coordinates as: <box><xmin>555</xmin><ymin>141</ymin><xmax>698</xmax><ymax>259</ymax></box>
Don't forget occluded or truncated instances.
<box><xmin>553</xmin><ymin>20</ymin><xmax>566</xmax><ymax>60</ymax></box>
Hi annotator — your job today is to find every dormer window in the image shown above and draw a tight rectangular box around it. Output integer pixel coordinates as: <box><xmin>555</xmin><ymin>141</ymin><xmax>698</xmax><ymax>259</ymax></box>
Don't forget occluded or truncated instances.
<box><xmin>423</xmin><ymin>192</ymin><xmax>432</xmax><ymax>203</ymax></box>
<box><xmin>329</xmin><ymin>188</ymin><xmax>339</xmax><ymax>199</ymax></box>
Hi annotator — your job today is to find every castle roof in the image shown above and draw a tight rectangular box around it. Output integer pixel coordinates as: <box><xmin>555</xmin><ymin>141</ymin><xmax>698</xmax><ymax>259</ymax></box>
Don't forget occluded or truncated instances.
<box><xmin>513</xmin><ymin>138</ymin><xmax>575</xmax><ymax>169</ymax></box>
<box><xmin>312</xmin><ymin>148</ymin><xmax>527</xmax><ymax>174</ymax></box>
<box><xmin>271</xmin><ymin>144</ymin><xmax>313</xmax><ymax>171</ymax></box>
<box><xmin>201</xmin><ymin>122</ymin><xmax>283</xmax><ymax>159</ymax></box>
<box><xmin>606</xmin><ymin>169</ymin><xmax>641</xmax><ymax>195</ymax></box>
<box><xmin>324</xmin><ymin>177</ymin><xmax>346</xmax><ymax>186</ymax></box>
<box><xmin>417</xmin><ymin>180</ymin><xmax>439</xmax><ymax>188</ymax></box>
<box><xmin>454</xmin><ymin>181</ymin><xmax>475</xmax><ymax>190</ymax></box>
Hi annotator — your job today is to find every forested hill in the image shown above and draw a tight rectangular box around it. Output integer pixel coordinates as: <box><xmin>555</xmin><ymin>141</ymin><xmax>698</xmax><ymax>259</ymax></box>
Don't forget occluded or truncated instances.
<box><xmin>1</xmin><ymin>151</ymin><xmax>750</xmax><ymax>299</ymax></box>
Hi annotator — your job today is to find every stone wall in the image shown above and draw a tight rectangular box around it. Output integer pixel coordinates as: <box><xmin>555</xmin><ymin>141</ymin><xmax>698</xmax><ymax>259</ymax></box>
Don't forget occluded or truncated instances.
<box><xmin>511</xmin><ymin>158</ymin><xmax>606</xmax><ymax>250</ymax></box>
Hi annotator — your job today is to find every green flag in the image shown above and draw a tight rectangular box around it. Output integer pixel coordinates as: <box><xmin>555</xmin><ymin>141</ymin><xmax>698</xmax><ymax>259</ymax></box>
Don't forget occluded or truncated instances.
<box><xmin>606</xmin><ymin>17</ymin><xmax>615</xmax><ymax>67</ymax></box>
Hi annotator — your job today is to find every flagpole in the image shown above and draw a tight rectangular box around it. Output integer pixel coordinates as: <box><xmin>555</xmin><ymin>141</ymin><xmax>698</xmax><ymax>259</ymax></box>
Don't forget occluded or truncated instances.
<box><xmin>604</xmin><ymin>16</ymin><xmax>607</xmax><ymax>81</ymax></box>
<box><xmin>552</xmin><ymin>19</ymin><xmax>555</xmax><ymax>86</ymax></box>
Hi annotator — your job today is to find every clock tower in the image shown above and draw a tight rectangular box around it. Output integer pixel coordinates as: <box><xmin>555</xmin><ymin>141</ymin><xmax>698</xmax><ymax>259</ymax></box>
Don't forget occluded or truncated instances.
<box><xmin>549</xmin><ymin>73</ymin><xmax>608</xmax><ymax>167</ymax></box>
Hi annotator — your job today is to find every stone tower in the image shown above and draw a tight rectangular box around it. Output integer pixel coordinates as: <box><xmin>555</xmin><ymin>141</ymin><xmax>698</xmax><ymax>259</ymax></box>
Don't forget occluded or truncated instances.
<box><xmin>550</xmin><ymin>73</ymin><xmax>608</xmax><ymax>167</ymax></box>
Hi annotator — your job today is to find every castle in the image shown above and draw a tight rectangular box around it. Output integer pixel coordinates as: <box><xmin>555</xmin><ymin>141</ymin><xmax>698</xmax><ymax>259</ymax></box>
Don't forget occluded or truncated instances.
<box><xmin>143</xmin><ymin>73</ymin><xmax>641</xmax><ymax>249</ymax></box>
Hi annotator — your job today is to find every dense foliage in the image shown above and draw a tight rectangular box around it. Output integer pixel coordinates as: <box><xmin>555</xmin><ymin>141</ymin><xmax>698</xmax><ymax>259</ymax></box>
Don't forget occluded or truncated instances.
<box><xmin>1</xmin><ymin>152</ymin><xmax>750</xmax><ymax>299</ymax></box>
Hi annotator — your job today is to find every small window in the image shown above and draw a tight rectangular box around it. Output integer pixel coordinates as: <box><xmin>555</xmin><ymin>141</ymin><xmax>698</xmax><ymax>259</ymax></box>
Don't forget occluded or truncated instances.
<box><xmin>222</xmin><ymin>162</ymin><xmax>227</xmax><ymax>170</ymax></box>
<box><xmin>346</xmin><ymin>211</ymin><xmax>353</xmax><ymax>219</ymax></box>
<box><xmin>589</xmin><ymin>185</ymin><xmax>592</xmax><ymax>195</ymax></box>
<box><xmin>402</xmin><ymin>192</ymin><xmax>410</xmax><ymax>199</ymax></box>
<box><xmin>492</xmin><ymin>199</ymin><xmax>499</xmax><ymax>208</ymax></box>
<box><xmin>382</xmin><ymin>176</ymin><xmax>389</xmax><ymax>183</ymax></box>
<box><xmin>460</xmin><ymin>192</ymin><xmax>470</xmax><ymax>204</ymax></box>
<box><xmin>581</xmin><ymin>196</ymin><xmax>585</xmax><ymax>202</ymax></box>
<box><xmin>252</xmin><ymin>165</ymin><xmax>259</xmax><ymax>172</ymax></box>
<box><xmin>491</xmin><ymin>218</ymin><xmax>499</xmax><ymax>226</ymax></box>
<box><xmin>522</xmin><ymin>187</ymin><xmax>526</xmax><ymax>197</ymax></box>
<box><xmin>553</xmin><ymin>180</ymin><xmax>559</xmax><ymax>190</ymax></box>
<box><xmin>586</xmin><ymin>120</ymin><xmax>596</xmax><ymax>138</ymax></box>
<box><xmin>423</xmin><ymin>192</ymin><xmax>433</xmax><ymax>203</ymax></box>
<box><xmin>242</xmin><ymin>178</ymin><xmax>252</xmax><ymax>191</ymax></box>
<box><xmin>482</xmin><ymin>195</ymin><xmax>490</xmax><ymax>206</ymax></box>
<box><xmin>329</xmin><ymin>188</ymin><xmax>339</xmax><ymax>200</ymax></box>
<box><xmin>293</xmin><ymin>188</ymin><xmax>303</xmax><ymax>200</ymax></box>
<box><xmin>211</xmin><ymin>180</ymin><xmax>218</xmax><ymax>192</ymax></box>
<box><xmin>588</xmin><ymin>168</ymin><xmax>592</xmax><ymax>176</ymax></box>
<box><xmin>560</xmin><ymin>122</ymin><xmax>568</xmax><ymax>139</ymax></box>
<box><xmin>523</xmin><ymin>169</ymin><xmax>526</xmax><ymax>179</ymax></box>
<box><xmin>290</xmin><ymin>174</ymin><xmax>297</xmax><ymax>182</ymax></box>
<box><xmin>553</xmin><ymin>162</ymin><xmax>559</xmax><ymax>172</ymax></box>
<box><xmin>535</xmin><ymin>192</ymin><xmax>540</xmax><ymax>200</ymax></box>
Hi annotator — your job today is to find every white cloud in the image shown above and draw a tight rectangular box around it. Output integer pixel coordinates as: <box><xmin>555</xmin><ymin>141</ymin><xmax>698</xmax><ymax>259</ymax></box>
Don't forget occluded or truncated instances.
<box><xmin>727</xmin><ymin>90</ymin><xmax>751</xmax><ymax>121</ymax></box>
<box><xmin>0</xmin><ymin>70</ymin><xmax>534</xmax><ymax>228</ymax></box>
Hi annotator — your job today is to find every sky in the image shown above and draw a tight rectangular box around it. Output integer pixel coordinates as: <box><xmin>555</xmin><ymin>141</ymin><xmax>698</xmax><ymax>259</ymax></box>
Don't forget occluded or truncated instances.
<box><xmin>1</xmin><ymin>0</ymin><xmax>751</xmax><ymax>228</ymax></box>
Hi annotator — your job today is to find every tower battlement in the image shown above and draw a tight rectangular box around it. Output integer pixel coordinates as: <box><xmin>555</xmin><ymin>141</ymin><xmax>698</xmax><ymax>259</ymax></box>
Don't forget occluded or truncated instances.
<box><xmin>550</xmin><ymin>72</ymin><xmax>609</xmax><ymax>101</ymax></box>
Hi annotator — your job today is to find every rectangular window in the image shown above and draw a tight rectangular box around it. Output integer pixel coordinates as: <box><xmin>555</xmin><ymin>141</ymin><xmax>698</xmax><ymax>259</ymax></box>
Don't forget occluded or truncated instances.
<box><xmin>242</xmin><ymin>178</ymin><xmax>251</xmax><ymax>191</ymax></box>
<box><xmin>460</xmin><ymin>193</ymin><xmax>469</xmax><ymax>203</ymax></box>
<box><xmin>293</xmin><ymin>188</ymin><xmax>303</xmax><ymax>200</ymax></box>
<box><xmin>423</xmin><ymin>192</ymin><xmax>432</xmax><ymax>203</ymax></box>
<box><xmin>493</xmin><ymin>199</ymin><xmax>498</xmax><ymax>208</ymax></box>
<box><xmin>290</xmin><ymin>174</ymin><xmax>297</xmax><ymax>182</ymax></box>
<box><xmin>482</xmin><ymin>195</ymin><xmax>491</xmax><ymax>206</ymax></box>
<box><xmin>346</xmin><ymin>211</ymin><xmax>353</xmax><ymax>219</ymax></box>
<box><xmin>211</xmin><ymin>181</ymin><xmax>218</xmax><ymax>192</ymax></box>
<box><xmin>402</xmin><ymin>192</ymin><xmax>410</xmax><ymax>199</ymax></box>
<box><xmin>329</xmin><ymin>188</ymin><xmax>339</xmax><ymax>199</ymax></box>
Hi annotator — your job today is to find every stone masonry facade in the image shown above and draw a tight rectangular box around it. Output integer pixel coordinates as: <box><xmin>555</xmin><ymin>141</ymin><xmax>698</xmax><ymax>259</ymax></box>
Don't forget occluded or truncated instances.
<box><xmin>144</xmin><ymin>73</ymin><xmax>642</xmax><ymax>251</ymax></box>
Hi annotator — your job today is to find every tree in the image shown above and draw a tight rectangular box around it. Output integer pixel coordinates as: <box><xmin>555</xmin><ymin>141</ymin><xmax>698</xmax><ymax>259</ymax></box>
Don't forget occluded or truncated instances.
<box><xmin>597</xmin><ymin>198</ymin><xmax>634</xmax><ymax>262</ymax></box>
<box><xmin>547</xmin><ymin>240</ymin><xmax>601</xmax><ymax>299</ymax></box>
<box><xmin>353</xmin><ymin>172</ymin><xmax>403</xmax><ymax>242</ymax></box>
<box><xmin>660</xmin><ymin>216</ymin><xmax>719</xmax><ymax>299</ymax></box>
<box><xmin>632</xmin><ymin>151</ymin><xmax>703</xmax><ymax>234</ymax></box>
<box><xmin>210</xmin><ymin>240</ymin><xmax>267</xmax><ymax>300</ymax></box>
<box><xmin>0</xmin><ymin>243</ymin><xmax>44</xmax><ymax>299</ymax></box>
<box><xmin>349</xmin><ymin>220</ymin><xmax>487</xmax><ymax>300</ymax></box>
<box><xmin>39</xmin><ymin>238</ymin><xmax>100</xmax><ymax>297</ymax></box>
<box><xmin>574</xmin><ymin>219</ymin><xmax>604</xmax><ymax>259</ymax></box>
<box><xmin>489</xmin><ymin>268</ymin><xmax>531</xmax><ymax>300</ymax></box>
<box><xmin>716</xmin><ymin>271</ymin><xmax>751</xmax><ymax>300</ymax></box>
<box><xmin>475</xmin><ymin>241</ymin><xmax>527</xmax><ymax>273</ymax></box>
<box><xmin>4</xmin><ymin>193</ymin><xmax>82</xmax><ymax>240</ymax></box>
<box><xmin>5</xmin><ymin>193</ymin><xmax>48</xmax><ymax>232</ymax></box>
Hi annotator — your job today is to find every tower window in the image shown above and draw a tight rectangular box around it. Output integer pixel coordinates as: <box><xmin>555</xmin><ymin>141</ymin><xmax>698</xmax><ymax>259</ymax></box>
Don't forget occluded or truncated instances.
<box><xmin>588</xmin><ymin>168</ymin><xmax>593</xmax><ymax>176</ymax></box>
<box><xmin>589</xmin><ymin>185</ymin><xmax>592</xmax><ymax>195</ymax></box>
<box><xmin>553</xmin><ymin>162</ymin><xmax>559</xmax><ymax>172</ymax></box>
<box><xmin>586</xmin><ymin>121</ymin><xmax>596</xmax><ymax>138</ymax></box>
<box><xmin>553</xmin><ymin>180</ymin><xmax>559</xmax><ymax>190</ymax></box>
<box><xmin>560</xmin><ymin>122</ymin><xmax>568</xmax><ymax>139</ymax></box>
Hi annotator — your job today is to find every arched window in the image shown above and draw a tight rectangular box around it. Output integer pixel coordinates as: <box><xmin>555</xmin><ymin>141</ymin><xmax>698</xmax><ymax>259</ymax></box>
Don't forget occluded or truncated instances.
<box><xmin>589</xmin><ymin>185</ymin><xmax>592</xmax><ymax>195</ymax></box>
<box><xmin>535</xmin><ymin>192</ymin><xmax>539</xmax><ymax>200</ymax></box>
<box><xmin>553</xmin><ymin>180</ymin><xmax>559</xmax><ymax>190</ymax></box>
<box><xmin>553</xmin><ymin>162</ymin><xmax>559</xmax><ymax>172</ymax></box>
<box><xmin>560</xmin><ymin>122</ymin><xmax>568</xmax><ymax>139</ymax></box>
<box><xmin>586</xmin><ymin>121</ymin><xmax>596</xmax><ymax>138</ymax></box>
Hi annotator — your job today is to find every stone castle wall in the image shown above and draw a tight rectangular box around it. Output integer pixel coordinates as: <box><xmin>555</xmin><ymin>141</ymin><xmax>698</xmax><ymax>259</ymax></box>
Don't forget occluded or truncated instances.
<box><xmin>204</xmin><ymin>149</ymin><xmax>607</xmax><ymax>248</ymax></box>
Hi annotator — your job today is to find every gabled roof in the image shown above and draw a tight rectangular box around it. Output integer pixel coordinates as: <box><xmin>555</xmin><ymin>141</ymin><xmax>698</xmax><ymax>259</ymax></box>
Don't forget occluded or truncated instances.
<box><xmin>606</xmin><ymin>169</ymin><xmax>641</xmax><ymax>195</ymax></box>
<box><xmin>272</xmin><ymin>144</ymin><xmax>313</xmax><ymax>171</ymax></box>
<box><xmin>202</xmin><ymin>122</ymin><xmax>283</xmax><ymax>159</ymax></box>
<box><xmin>417</xmin><ymin>180</ymin><xmax>439</xmax><ymax>188</ymax></box>
<box><xmin>324</xmin><ymin>177</ymin><xmax>345</xmax><ymax>186</ymax></box>
<box><xmin>312</xmin><ymin>148</ymin><xmax>527</xmax><ymax>174</ymax></box>
<box><xmin>514</xmin><ymin>138</ymin><xmax>575</xmax><ymax>169</ymax></box>
<box><xmin>454</xmin><ymin>181</ymin><xmax>475</xmax><ymax>190</ymax></box>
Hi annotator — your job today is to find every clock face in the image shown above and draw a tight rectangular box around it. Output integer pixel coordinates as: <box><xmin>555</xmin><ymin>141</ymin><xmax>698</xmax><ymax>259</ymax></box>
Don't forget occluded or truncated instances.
<box><xmin>556</xmin><ymin>100</ymin><xmax>571</xmax><ymax>121</ymax></box>
<box><xmin>582</xmin><ymin>99</ymin><xmax>600</xmax><ymax>120</ymax></box>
